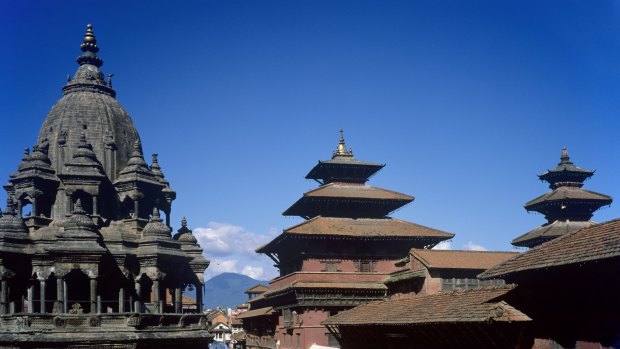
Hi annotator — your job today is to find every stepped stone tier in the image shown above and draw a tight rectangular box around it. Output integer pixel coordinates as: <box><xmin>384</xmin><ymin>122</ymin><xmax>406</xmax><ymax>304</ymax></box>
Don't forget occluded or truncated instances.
<box><xmin>512</xmin><ymin>148</ymin><xmax>612</xmax><ymax>248</ymax></box>
<box><xmin>247</xmin><ymin>131</ymin><xmax>454</xmax><ymax>349</ymax></box>
<box><xmin>0</xmin><ymin>25</ymin><xmax>211</xmax><ymax>348</ymax></box>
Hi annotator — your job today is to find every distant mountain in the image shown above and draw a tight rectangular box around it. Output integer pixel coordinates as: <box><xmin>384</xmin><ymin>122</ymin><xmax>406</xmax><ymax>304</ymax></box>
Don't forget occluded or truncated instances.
<box><xmin>203</xmin><ymin>272</ymin><xmax>268</xmax><ymax>310</ymax></box>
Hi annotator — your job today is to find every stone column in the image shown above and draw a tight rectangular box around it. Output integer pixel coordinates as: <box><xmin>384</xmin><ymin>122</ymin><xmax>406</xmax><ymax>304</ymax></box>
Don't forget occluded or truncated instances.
<box><xmin>133</xmin><ymin>199</ymin><xmax>139</xmax><ymax>219</ymax></box>
<box><xmin>152</xmin><ymin>279</ymin><xmax>160</xmax><ymax>314</ymax></box>
<box><xmin>66</xmin><ymin>196</ymin><xmax>72</xmax><ymax>215</ymax></box>
<box><xmin>32</xmin><ymin>197</ymin><xmax>38</xmax><ymax>217</ymax></box>
<box><xmin>90</xmin><ymin>278</ymin><xmax>97</xmax><ymax>314</ymax></box>
<box><xmin>118</xmin><ymin>287</ymin><xmax>125</xmax><ymax>313</ymax></box>
<box><xmin>195</xmin><ymin>283</ymin><xmax>202</xmax><ymax>314</ymax></box>
<box><xmin>17</xmin><ymin>201</ymin><xmax>22</xmax><ymax>219</ymax></box>
<box><xmin>174</xmin><ymin>286</ymin><xmax>182</xmax><ymax>314</ymax></box>
<box><xmin>0</xmin><ymin>278</ymin><xmax>7</xmax><ymax>315</ymax></box>
<box><xmin>165</xmin><ymin>209</ymin><xmax>171</xmax><ymax>227</ymax></box>
<box><xmin>27</xmin><ymin>284</ymin><xmax>34</xmax><ymax>313</ymax></box>
<box><xmin>56</xmin><ymin>276</ymin><xmax>63</xmax><ymax>313</ymax></box>
<box><xmin>39</xmin><ymin>279</ymin><xmax>46</xmax><ymax>314</ymax></box>
<box><xmin>93</xmin><ymin>196</ymin><xmax>99</xmax><ymax>216</ymax></box>
<box><xmin>63</xmin><ymin>279</ymin><xmax>68</xmax><ymax>313</ymax></box>
<box><xmin>134</xmin><ymin>280</ymin><xmax>141</xmax><ymax>313</ymax></box>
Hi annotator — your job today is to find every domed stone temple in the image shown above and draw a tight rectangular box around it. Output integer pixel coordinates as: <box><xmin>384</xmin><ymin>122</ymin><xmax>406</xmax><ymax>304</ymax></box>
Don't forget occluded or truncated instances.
<box><xmin>0</xmin><ymin>25</ymin><xmax>212</xmax><ymax>348</ymax></box>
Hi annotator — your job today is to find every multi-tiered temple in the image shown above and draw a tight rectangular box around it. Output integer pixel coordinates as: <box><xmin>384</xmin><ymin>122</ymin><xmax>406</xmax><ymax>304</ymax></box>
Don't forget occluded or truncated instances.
<box><xmin>245</xmin><ymin>131</ymin><xmax>453</xmax><ymax>349</ymax></box>
<box><xmin>0</xmin><ymin>25</ymin><xmax>211</xmax><ymax>348</ymax></box>
<box><xmin>512</xmin><ymin>148</ymin><xmax>612</xmax><ymax>248</ymax></box>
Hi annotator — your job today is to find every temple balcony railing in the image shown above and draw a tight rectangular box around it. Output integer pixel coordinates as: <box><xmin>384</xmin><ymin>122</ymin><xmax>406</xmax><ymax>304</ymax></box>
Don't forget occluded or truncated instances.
<box><xmin>0</xmin><ymin>313</ymin><xmax>209</xmax><ymax>331</ymax></box>
<box><xmin>246</xmin><ymin>334</ymin><xmax>276</xmax><ymax>349</ymax></box>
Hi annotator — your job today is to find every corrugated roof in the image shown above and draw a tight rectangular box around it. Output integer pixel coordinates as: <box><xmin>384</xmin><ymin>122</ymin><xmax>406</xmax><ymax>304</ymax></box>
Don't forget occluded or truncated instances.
<box><xmin>511</xmin><ymin>220</ymin><xmax>595</xmax><ymax>247</ymax></box>
<box><xmin>235</xmin><ymin>306</ymin><xmax>275</xmax><ymax>319</ymax></box>
<box><xmin>285</xmin><ymin>216</ymin><xmax>454</xmax><ymax>238</ymax></box>
<box><xmin>322</xmin><ymin>285</ymin><xmax>530</xmax><ymax>326</ymax></box>
<box><xmin>480</xmin><ymin>218</ymin><xmax>620</xmax><ymax>279</ymax></box>
<box><xmin>410</xmin><ymin>249</ymin><xmax>520</xmax><ymax>270</ymax></box>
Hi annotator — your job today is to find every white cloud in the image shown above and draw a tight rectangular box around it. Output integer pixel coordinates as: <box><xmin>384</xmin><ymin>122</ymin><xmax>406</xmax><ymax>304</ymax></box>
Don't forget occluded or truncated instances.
<box><xmin>242</xmin><ymin>265</ymin><xmax>266</xmax><ymax>280</ymax></box>
<box><xmin>463</xmin><ymin>241</ymin><xmax>487</xmax><ymax>251</ymax></box>
<box><xmin>432</xmin><ymin>241</ymin><xmax>452</xmax><ymax>250</ymax></box>
<box><xmin>194</xmin><ymin>222</ymin><xmax>279</xmax><ymax>281</ymax></box>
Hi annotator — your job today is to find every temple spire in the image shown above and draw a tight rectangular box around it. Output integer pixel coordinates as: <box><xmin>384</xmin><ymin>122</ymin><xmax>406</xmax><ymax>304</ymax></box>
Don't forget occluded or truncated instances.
<box><xmin>560</xmin><ymin>147</ymin><xmax>570</xmax><ymax>164</ymax></box>
<box><xmin>77</xmin><ymin>24</ymin><xmax>103</xmax><ymax>67</ymax></box>
<box><xmin>332</xmin><ymin>129</ymin><xmax>353</xmax><ymax>159</ymax></box>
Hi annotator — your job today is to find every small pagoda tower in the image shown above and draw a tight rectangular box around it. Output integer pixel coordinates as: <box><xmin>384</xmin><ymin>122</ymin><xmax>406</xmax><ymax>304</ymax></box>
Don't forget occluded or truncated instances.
<box><xmin>250</xmin><ymin>130</ymin><xmax>454</xmax><ymax>349</ymax></box>
<box><xmin>512</xmin><ymin>148</ymin><xmax>612</xmax><ymax>248</ymax></box>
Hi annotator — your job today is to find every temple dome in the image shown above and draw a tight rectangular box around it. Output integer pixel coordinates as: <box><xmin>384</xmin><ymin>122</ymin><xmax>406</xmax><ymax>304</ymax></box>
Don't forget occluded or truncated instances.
<box><xmin>37</xmin><ymin>24</ymin><xmax>140</xmax><ymax>179</ymax></box>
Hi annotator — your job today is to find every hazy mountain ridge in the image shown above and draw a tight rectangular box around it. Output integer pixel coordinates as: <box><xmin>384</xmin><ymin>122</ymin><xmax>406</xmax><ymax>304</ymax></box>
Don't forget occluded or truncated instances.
<box><xmin>203</xmin><ymin>272</ymin><xmax>268</xmax><ymax>310</ymax></box>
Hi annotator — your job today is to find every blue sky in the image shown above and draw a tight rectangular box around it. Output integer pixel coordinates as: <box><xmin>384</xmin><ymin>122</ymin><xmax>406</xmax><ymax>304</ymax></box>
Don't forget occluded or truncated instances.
<box><xmin>1</xmin><ymin>1</ymin><xmax>619</xmax><ymax>280</ymax></box>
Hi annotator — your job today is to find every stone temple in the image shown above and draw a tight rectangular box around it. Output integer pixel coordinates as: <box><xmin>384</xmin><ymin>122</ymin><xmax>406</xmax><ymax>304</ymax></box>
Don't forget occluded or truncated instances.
<box><xmin>0</xmin><ymin>25</ymin><xmax>212</xmax><ymax>348</ymax></box>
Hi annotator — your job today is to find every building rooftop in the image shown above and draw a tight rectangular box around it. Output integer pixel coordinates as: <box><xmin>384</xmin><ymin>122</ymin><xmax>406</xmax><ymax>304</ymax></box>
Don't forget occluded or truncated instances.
<box><xmin>482</xmin><ymin>218</ymin><xmax>620</xmax><ymax>279</ymax></box>
<box><xmin>511</xmin><ymin>220</ymin><xmax>595</xmax><ymax>248</ymax></box>
<box><xmin>256</xmin><ymin>217</ymin><xmax>453</xmax><ymax>253</ymax></box>
<box><xmin>409</xmin><ymin>249</ymin><xmax>520</xmax><ymax>270</ymax></box>
<box><xmin>322</xmin><ymin>285</ymin><xmax>529</xmax><ymax>326</ymax></box>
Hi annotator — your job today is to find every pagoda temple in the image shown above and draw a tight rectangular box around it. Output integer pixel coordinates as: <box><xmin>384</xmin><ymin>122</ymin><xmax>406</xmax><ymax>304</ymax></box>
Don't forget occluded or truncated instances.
<box><xmin>512</xmin><ymin>148</ymin><xmax>612</xmax><ymax>248</ymax></box>
<box><xmin>0</xmin><ymin>25</ymin><xmax>211</xmax><ymax>348</ymax></box>
<box><xmin>244</xmin><ymin>131</ymin><xmax>454</xmax><ymax>349</ymax></box>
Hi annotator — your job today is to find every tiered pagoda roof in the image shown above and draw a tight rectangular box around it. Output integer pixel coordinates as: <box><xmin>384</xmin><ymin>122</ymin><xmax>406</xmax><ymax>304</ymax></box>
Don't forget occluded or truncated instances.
<box><xmin>258</xmin><ymin>130</ymin><xmax>453</xmax><ymax>267</ymax></box>
<box><xmin>512</xmin><ymin>148</ymin><xmax>612</xmax><ymax>248</ymax></box>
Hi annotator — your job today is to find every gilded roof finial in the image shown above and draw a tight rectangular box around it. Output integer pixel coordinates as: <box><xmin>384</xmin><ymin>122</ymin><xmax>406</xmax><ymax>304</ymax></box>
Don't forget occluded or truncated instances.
<box><xmin>332</xmin><ymin>129</ymin><xmax>353</xmax><ymax>159</ymax></box>
<box><xmin>560</xmin><ymin>147</ymin><xmax>571</xmax><ymax>164</ymax></box>
<box><xmin>77</xmin><ymin>24</ymin><xmax>103</xmax><ymax>67</ymax></box>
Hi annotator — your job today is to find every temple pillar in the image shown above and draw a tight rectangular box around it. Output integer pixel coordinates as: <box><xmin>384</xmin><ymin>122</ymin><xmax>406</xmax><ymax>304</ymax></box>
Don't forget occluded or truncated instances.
<box><xmin>17</xmin><ymin>201</ymin><xmax>22</xmax><ymax>218</ymax></box>
<box><xmin>118</xmin><ymin>287</ymin><xmax>125</xmax><ymax>313</ymax></box>
<box><xmin>27</xmin><ymin>284</ymin><xmax>34</xmax><ymax>313</ymax></box>
<box><xmin>195</xmin><ymin>283</ymin><xmax>202</xmax><ymax>314</ymax></box>
<box><xmin>90</xmin><ymin>277</ymin><xmax>97</xmax><ymax>313</ymax></box>
<box><xmin>63</xmin><ymin>279</ymin><xmax>68</xmax><ymax>313</ymax></box>
<box><xmin>152</xmin><ymin>279</ymin><xmax>160</xmax><ymax>314</ymax></box>
<box><xmin>134</xmin><ymin>280</ymin><xmax>141</xmax><ymax>313</ymax></box>
<box><xmin>165</xmin><ymin>209</ymin><xmax>171</xmax><ymax>227</ymax></box>
<box><xmin>32</xmin><ymin>197</ymin><xmax>38</xmax><ymax>217</ymax></box>
<box><xmin>56</xmin><ymin>276</ymin><xmax>63</xmax><ymax>313</ymax></box>
<box><xmin>65</xmin><ymin>195</ymin><xmax>72</xmax><ymax>215</ymax></box>
<box><xmin>93</xmin><ymin>196</ymin><xmax>98</xmax><ymax>216</ymax></box>
<box><xmin>39</xmin><ymin>279</ymin><xmax>46</xmax><ymax>314</ymax></box>
<box><xmin>174</xmin><ymin>286</ymin><xmax>182</xmax><ymax>313</ymax></box>
<box><xmin>133</xmin><ymin>199</ymin><xmax>139</xmax><ymax>219</ymax></box>
<box><xmin>0</xmin><ymin>278</ymin><xmax>7</xmax><ymax>315</ymax></box>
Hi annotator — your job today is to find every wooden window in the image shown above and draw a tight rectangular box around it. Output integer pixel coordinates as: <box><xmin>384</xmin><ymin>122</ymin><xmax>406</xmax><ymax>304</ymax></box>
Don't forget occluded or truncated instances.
<box><xmin>322</xmin><ymin>261</ymin><xmax>340</xmax><ymax>272</ymax></box>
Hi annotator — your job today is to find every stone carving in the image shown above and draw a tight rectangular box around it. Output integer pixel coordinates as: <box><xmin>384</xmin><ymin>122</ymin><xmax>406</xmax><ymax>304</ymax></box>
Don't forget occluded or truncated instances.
<box><xmin>88</xmin><ymin>316</ymin><xmax>100</xmax><ymax>327</ymax></box>
<box><xmin>53</xmin><ymin>316</ymin><xmax>66</xmax><ymax>327</ymax></box>
<box><xmin>69</xmin><ymin>303</ymin><xmax>84</xmax><ymax>314</ymax></box>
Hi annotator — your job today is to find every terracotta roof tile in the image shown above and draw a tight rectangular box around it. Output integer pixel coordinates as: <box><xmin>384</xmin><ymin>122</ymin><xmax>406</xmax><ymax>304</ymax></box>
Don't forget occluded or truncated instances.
<box><xmin>235</xmin><ymin>307</ymin><xmax>275</xmax><ymax>319</ymax></box>
<box><xmin>410</xmin><ymin>249</ymin><xmax>520</xmax><ymax>270</ymax></box>
<box><xmin>480</xmin><ymin>218</ymin><xmax>620</xmax><ymax>279</ymax></box>
<box><xmin>511</xmin><ymin>220</ymin><xmax>595</xmax><ymax>247</ymax></box>
<box><xmin>263</xmin><ymin>281</ymin><xmax>387</xmax><ymax>298</ymax></box>
<box><xmin>303</xmin><ymin>183</ymin><xmax>414</xmax><ymax>201</ymax></box>
<box><xmin>322</xmin><ymin>285</ymin><xmax>530</xmax><ymax>326</ymax></box>
<box><xmin>245</xmin><ymin>284</ymin><xmax>269</xmax><ymax>294</ymax></box>
<box><xmin>285</xmin><ymin>216</ymin><xmax>454</xmax><ymax>238</ymax></box>
<box><xmin>525</xmin><ymin>187</ymin><xmax>611</xmax><ymax>208</ymax></box>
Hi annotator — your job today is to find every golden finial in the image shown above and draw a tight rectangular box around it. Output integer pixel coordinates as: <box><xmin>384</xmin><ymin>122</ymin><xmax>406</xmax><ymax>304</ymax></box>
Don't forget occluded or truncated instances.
<box><xmin>560</xmin><ymin>147</ymin><xmax>570</xmax><ymax>163</ymax></box>
<box><xmin>332</xmin><ymin>129</ymin><xmax>353</xmax><ymax>159</ymax></box>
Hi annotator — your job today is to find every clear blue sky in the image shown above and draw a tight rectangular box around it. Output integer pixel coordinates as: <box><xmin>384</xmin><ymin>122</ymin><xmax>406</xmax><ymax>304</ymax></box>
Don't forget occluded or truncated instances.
<box><xmin>1</xmin><ymin>0</ymin><xmax>619</xmax><ymax>280</ymax></box>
